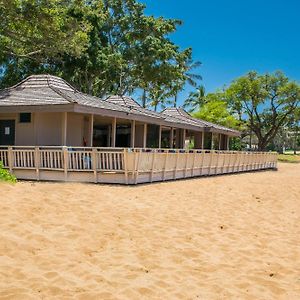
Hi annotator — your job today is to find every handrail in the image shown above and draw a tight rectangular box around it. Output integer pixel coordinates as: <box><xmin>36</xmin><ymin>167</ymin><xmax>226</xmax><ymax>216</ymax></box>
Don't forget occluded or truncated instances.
<box><xmin>0</xmin><ymin>146</ymin><xmax>278</xmax><ymax>184</ymax></box>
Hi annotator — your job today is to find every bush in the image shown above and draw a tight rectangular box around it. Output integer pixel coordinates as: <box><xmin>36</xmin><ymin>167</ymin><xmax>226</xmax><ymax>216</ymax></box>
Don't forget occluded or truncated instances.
<box><xmin>0</xmin><ymin>161</ymin><xmax>17</xmax><ymax>183</ymax></box>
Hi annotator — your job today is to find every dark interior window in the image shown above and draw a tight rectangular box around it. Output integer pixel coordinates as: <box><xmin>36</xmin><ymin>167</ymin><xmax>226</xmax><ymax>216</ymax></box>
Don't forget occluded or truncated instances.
<box><xmin>19</xmin><ymin>113</ymin><xmax>31</xmax><ymax>123</ymax></box>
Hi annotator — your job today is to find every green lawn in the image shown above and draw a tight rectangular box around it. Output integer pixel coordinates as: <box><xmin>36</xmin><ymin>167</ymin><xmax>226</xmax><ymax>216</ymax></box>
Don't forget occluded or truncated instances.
<box><xmin>278</xmin><ymin>154</ymin><xmax>300</xmax><ymax>163</ymax></box>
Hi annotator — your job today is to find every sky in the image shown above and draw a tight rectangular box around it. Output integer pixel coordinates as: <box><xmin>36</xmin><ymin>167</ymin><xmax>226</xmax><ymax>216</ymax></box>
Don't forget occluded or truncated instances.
<box><xmin>141</xmin><ymin>0</ymin><xmax>300</xmax><ymax>106</ymax></box>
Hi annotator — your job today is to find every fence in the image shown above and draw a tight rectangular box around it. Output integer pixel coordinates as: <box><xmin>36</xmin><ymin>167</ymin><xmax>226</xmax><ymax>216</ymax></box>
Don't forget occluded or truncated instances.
<box><xmin>0</xmin><ymin>146</ymin><xmax>278</xmax><ymax>184</ymax></box>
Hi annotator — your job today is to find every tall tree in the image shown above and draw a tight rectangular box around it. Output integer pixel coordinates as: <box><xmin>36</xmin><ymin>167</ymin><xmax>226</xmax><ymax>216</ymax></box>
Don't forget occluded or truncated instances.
<box><xmin>57</xmin><ymin>0</ymin><xmax>192</xmax><ymax>97</ymax></box>
<box><xmin>183</xmin><ymin>85</ymin><xmax>206</xmax><ymax>112</ymax></box>
<box><xmin>173</xmin><ymin>59</ymin><xmax>202</xmax><ymax>107</ymax></box>
<box><xmin>0</xmin><ymin>0</ymin><xmax>194</xmax><ymax>101</ymax></box>
<box><xmin>225</xmin><ymin>71</ymin><xmax>300</xmax><ymax>151</ymax></box>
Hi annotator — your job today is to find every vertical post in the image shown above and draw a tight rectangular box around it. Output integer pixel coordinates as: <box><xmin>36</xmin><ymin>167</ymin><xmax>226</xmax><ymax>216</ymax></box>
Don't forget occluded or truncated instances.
<box><xmin>150</xmin><ymin>150</ymin><xmax>156</xmax><ymax>182</ymax></box>
<box><xmin>158</xmin><ymin>125</ymin><xmax>162</xmax><ymax>149</ymax></box>
<box><xmin>218</xmin><ymin>134</ymin><xmax>222</xmax><ymax>150</ymax></box>
<box><xmin>169</xmin><ymin>128</ymin><xmax>174</xmax><ymax>148</ymax></box>
<box><xmin>124</xmin><ymin>149</ymin><xmax>128</xmax><ymax>184</ymax></box>
<box><xmin>8</xmin><ymin>146</ymin><xmax>13</xmax><ymax>172</ymax></box>
<box><xmin>201</xmin><ymin>131</ymin><xmax>205</xmax><ymax>149</ymax></box>
<box><xmin>90</xmin><ymin>114</ymin><xmax>94</xmax><ymax>147</ymax></box>
<box><xmin>162</xmin><ymin>151</ymin><xmax>168</xmax><ymax>181</ymax></box>
<box><xmin>211</xmin><ymin>133</ymin><xmax>214</xmax><ymax>150</ymax></box>
<box><xmin>226</xmin><ymin>136</ymin><xmax>230</xmax><ymax>150</ymax></box>
<box><xmin>134</xmin><ymin>149</ymin><xmax>141</xmax><ymax>184</ymax></box>
<box><xmin>92</xmin><ymin>148</ymin><xmax>97</xmax><ymax>183</ymax></box>
<box><xmin>111</xmin><ymin>117</ymin><xmax>116</xmax><ymax>147</ymax></box>
<box><xmin>130</xmin><ymin>120</ymin><xmax>136</xmax><ymax>148</ymax></box>
<box><xmin>62</xmin><ymin>112</ymin><xmax>67</xmax><ymax>146</ymax></box>
<box><xmin>173</xmin><ymin>151</ymin><xmax>179</xmax><ymax>180</ymax></box>
<box><xmin>35</xmin><ymin>146</ymin><xmax>40</xmax><ymax>180</ymax></box>
<box><xmin>63</xmin><ymin>146</ymin><xmax>68</xmax><ymax>181</ymax></box>
<box><xmin>143</xmin><ymin>123</ymin><xmax>147</xmax><ymax>148</ymax></box>
<box><xmin>182</xmin><ymin>129</ymin><xmax>186</xmax><ymax>149</ymax></box>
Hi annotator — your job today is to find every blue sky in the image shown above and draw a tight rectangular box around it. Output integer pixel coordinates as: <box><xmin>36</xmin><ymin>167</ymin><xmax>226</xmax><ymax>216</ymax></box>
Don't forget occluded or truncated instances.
<box><xmin>141</xmin><ymin>0</ymin><xmax>300</xmax><ymax>107</ymax></box>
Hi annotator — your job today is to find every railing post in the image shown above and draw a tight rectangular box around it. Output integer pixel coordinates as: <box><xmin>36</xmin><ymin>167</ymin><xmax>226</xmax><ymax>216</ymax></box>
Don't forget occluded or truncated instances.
<box><xmin>191</xmin><ymin>150</ymin><xmax>196</xmax><ymax>176</ymax></box>
<box><xmin>134</xmin><ymin>150</ymin><xmax>141</xmax><ymax>184</ymax></box>
<box><xmin>92</xmin><ymin>148</ymin><xmax>97</xmax><ymax>183</ymax></box>
<box><xmin>35</xmin><ymin>146</ymin><xmax>40</xmax><ymax>180</ymax></box>
<box><xmin>8</xmin><ymin>146</ymin><xmax>13</xmax><ymax>172</ymax></box>
<box><xmin>162</xmin><ymin>151</ymin><xmax>168</xmax><ymax>181</ymax></box>
<box><xmin>124</xmin><ymin>149</ymin><xmax>129</xmax><ymax>184</ymax></box>
<box><xmin>208</xmin><ymin>150</ymin><xmax>213</xmax><ymax>176</ymax></box>
<box><xmin>63</xmin><ymin>146</ymin><xmax>68</xmax><ymax>181</ymax></box>
<box><xmin>173</xmin><ymin>151</ymin><xmax>180</xmax><ymax>180</ymax></box>
<box><xmin>150</xmin><ymin>150</ymin><xmax>156</xmax><ymax>182</ymax></box>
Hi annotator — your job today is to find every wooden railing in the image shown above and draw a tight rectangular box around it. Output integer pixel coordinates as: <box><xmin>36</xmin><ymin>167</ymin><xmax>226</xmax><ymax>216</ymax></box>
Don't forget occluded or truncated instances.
<box><xmin>0</xmin><ymin>146</ymin><xmax>278</xmax><ymax>184</ymax></box>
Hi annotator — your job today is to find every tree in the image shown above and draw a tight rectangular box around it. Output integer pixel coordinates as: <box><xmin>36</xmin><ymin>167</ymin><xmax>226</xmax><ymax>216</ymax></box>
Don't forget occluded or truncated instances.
<box><xmin>192</xmin><ymin>92</ymin><xmax>241</xmax><ymax>129</ymax></box>
<box><xmin>225</xmin><ymin>71</ymin><xmax>300</xmax><ymax>151</ymax></box>
<box><xmin>0</xmin><ymin>0</ymin><xmax>90</xmax><ymax>62</ymax></box>
<box><xmin>0</xmin><ymin>0</ymin><xmax>194</xmax><ymax>101</ymax></box>
<box><xmin>183</xmin><ymin>85</ymin><xmax>206</xmax><ymax>112</ymax></box>
<box><xmin>173</xmin><ymin>59</ymin><xmax>202</xmax><ymax>107</ymax></box>
<box><xmin>54</xmin><ymin>0</ymin><xmax>192</xmax><ymax>97</ymax></box>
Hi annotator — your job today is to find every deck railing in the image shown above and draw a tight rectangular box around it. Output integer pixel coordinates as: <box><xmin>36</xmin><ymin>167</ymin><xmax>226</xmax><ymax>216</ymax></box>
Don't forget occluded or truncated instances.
<box><xmin>0</xmin><ymin>146</ymin><xmax>278</xmax><ymax>184</ymax></box>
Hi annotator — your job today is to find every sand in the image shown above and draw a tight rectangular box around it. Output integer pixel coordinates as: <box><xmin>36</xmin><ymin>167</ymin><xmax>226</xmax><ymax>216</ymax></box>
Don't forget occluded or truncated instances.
<box><xmin>0</xmin><ymin>163</ymin><xmax>299</xmax><ymax>300</ymax></box>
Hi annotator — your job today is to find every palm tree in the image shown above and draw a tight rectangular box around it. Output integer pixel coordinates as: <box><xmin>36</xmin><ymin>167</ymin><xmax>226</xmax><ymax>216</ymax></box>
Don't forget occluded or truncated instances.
<box><xmin>173</xmin><ymin>59</ymin><xmax>202</xmax><ymax>107</ymax></box>
<box><xmin>183</xmin><ymin>85</ymin><xmax>206</xmax><ymax>112</ymax></box>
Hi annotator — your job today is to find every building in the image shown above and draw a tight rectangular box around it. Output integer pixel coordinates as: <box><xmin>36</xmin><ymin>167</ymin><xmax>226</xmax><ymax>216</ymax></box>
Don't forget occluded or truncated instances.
<box><xmin>0</xmin><ymin>74</ymin><xmax>239</xmax><ymax>149</ymax></box>
<box><xmin>0</xmin><ymin>75</ymin><xmax>277</xmax><ymax>184</ymax></box>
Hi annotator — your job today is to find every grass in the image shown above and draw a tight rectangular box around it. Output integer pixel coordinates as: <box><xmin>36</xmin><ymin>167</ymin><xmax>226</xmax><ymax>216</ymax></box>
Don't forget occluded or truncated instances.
<box><xmin>0</xmin><ymin>161</ymin><xmax>17</xmax><ymax>183</ymax></box>
<box><xmin>278</xmin><ymin>154</ymin><xmax>300</xmax><ymax>163</ymax></box>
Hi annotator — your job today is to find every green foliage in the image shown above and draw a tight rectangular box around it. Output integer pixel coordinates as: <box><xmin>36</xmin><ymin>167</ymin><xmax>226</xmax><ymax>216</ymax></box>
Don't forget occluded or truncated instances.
<box><xmin>0</xmin><ymin>0</ymin><xmax>90</xmax><ymax>62</ymax></box>
<box><xmin>0</xmin><ymin>161</ymin><xmax>16</xmax><ymax>183</ymax></box>
<box><xmin>183</xmin><ymin>85</ymin><xmax>206</xmax><ymax>112</ymax></box>
<box><xmin>0</xmin><ymin>0</ymin><xmax>196</xmax><ymax>103</ymax></box>
<box><xmin>225</xmin><ymin>71</ymin><xmax>300</xmax><ymax>150</ymax></box>
<box><xmin>190</xmin><ymin>90</ymin><xmax>242</xmax><ymax>130</ymax></box>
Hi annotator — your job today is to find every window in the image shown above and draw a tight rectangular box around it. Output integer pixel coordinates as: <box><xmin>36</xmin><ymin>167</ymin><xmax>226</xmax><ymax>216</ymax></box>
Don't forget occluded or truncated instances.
<box><xmin>19</xmin><ymin>113</ymin><xmax>31</xmax><ymax>123</ymax></box>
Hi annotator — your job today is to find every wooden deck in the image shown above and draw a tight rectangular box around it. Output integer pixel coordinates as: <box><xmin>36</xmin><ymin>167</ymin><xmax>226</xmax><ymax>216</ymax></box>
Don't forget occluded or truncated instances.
<box><xmin>0</xmin><ymin>146</ymin><xmax>278</xmax><ymax>184</ymax></box>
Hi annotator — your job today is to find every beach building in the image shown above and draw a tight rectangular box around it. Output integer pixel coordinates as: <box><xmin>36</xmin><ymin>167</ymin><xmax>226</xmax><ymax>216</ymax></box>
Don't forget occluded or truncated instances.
<box><xmin>0</xmin><ymin>75</ymin><xmax>277</xmax><ymax>184</ymax></box>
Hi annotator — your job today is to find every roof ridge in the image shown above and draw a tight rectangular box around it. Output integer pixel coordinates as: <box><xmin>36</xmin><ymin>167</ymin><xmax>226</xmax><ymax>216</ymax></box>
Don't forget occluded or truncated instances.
<box><xmin>49</xmin><ymin>86</ymin><xmax>76</xmax><ymax>103</ymax></box>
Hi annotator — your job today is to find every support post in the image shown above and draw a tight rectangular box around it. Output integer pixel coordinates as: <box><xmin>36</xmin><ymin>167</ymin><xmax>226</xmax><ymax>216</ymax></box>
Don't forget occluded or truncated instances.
<box><xmin>90</xmin><ymin>114</ymin><xmax>94</xmax><ymax>147</ymax></box>
<box><xmin>182</xmin><ymin>129</ymin><xmax>186</xmax><ymax>149</ymax></box>
<box><xmin>143</xmin><ymin>123</ymin><xmax>147</xmax><ymax>148</ymax></box>
<box><xmin>62</xmin><ymin>112</ymin><xmax>67</xmax><ymax>146</ymax></box>
<box><xmin>218</xmin><ymin>134</ymin><xmax>222</xmax><ymax>150</ymax></box>
<box><xmin>158</xmin><ymin>125</ymin><xmax>162</xmax><ymax>149</ymax></box>
<box><xmin>111</xmin><ymin>117</ymin><xmax>116</xmax><ymax>147</ymax></box>
<box><xmin>226</xmin><ymin>136</ymin><xmax>230</xmax><ymax>150</ymax></box>
<box><xmin>202</xmin><ymin>131</ymin><xmax>205</xmax><ymax>149</ymax></box>
<box><xmin>130</xmin><ymin>120</ymin><xmax>136</xmax><ymax>148</ymax></box>
<box><xmin>169</xmin><ymin>128</ymin><xmax>174</xmax><ymax>148</ymax></box>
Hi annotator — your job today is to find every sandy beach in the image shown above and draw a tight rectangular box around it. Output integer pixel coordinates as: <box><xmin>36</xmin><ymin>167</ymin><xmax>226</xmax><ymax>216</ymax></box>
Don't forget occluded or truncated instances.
<box><xmin>0</xmin><ymin>163</ymin><xmax>299</xmax><ymax>299</ymax></box>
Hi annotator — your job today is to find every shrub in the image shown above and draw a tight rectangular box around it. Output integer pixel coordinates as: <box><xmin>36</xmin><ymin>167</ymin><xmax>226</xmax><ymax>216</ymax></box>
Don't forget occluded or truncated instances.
<box><xmin>0</xmin><ymin>161</ymin><xmax>17</xmax><ymax>183</ymax></box>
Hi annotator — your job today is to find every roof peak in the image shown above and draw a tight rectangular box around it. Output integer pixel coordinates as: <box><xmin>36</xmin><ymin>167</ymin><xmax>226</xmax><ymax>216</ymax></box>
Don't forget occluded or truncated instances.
<box><xmin>105</xmin><ymin>95</ymin><xmax>141</xmax><ymax>108</ymax></box>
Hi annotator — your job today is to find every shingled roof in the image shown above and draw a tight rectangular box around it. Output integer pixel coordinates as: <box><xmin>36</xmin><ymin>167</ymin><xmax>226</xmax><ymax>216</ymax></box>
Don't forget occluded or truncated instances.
<box><xmin>162</xmin><ymin>107</ymin><xmax>240</xmax><ymax>135</ymax></box>
<box><xmin>0</xmin><ymin>74</ymin><xmax>240</xmax><ymax>136</ymax></box>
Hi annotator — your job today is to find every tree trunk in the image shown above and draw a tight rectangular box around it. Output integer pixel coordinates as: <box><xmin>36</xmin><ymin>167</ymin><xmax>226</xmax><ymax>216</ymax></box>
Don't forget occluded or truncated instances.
<box><xmin>142</xmin><ymin>90</ymin><xmax>146</xmax><ymax>108</ymax></box>
<box><xmin>174</xmin><ymin>94</ymin><xmax>177</xmax><ymax>108</ymax></box>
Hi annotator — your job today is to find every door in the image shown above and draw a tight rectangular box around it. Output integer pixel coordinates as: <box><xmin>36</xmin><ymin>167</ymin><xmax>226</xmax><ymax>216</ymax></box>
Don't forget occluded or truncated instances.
<box><xmin>0</xmin><ymin>120</ymin><xmax>15</xmax><ymax>145</ymax></box>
